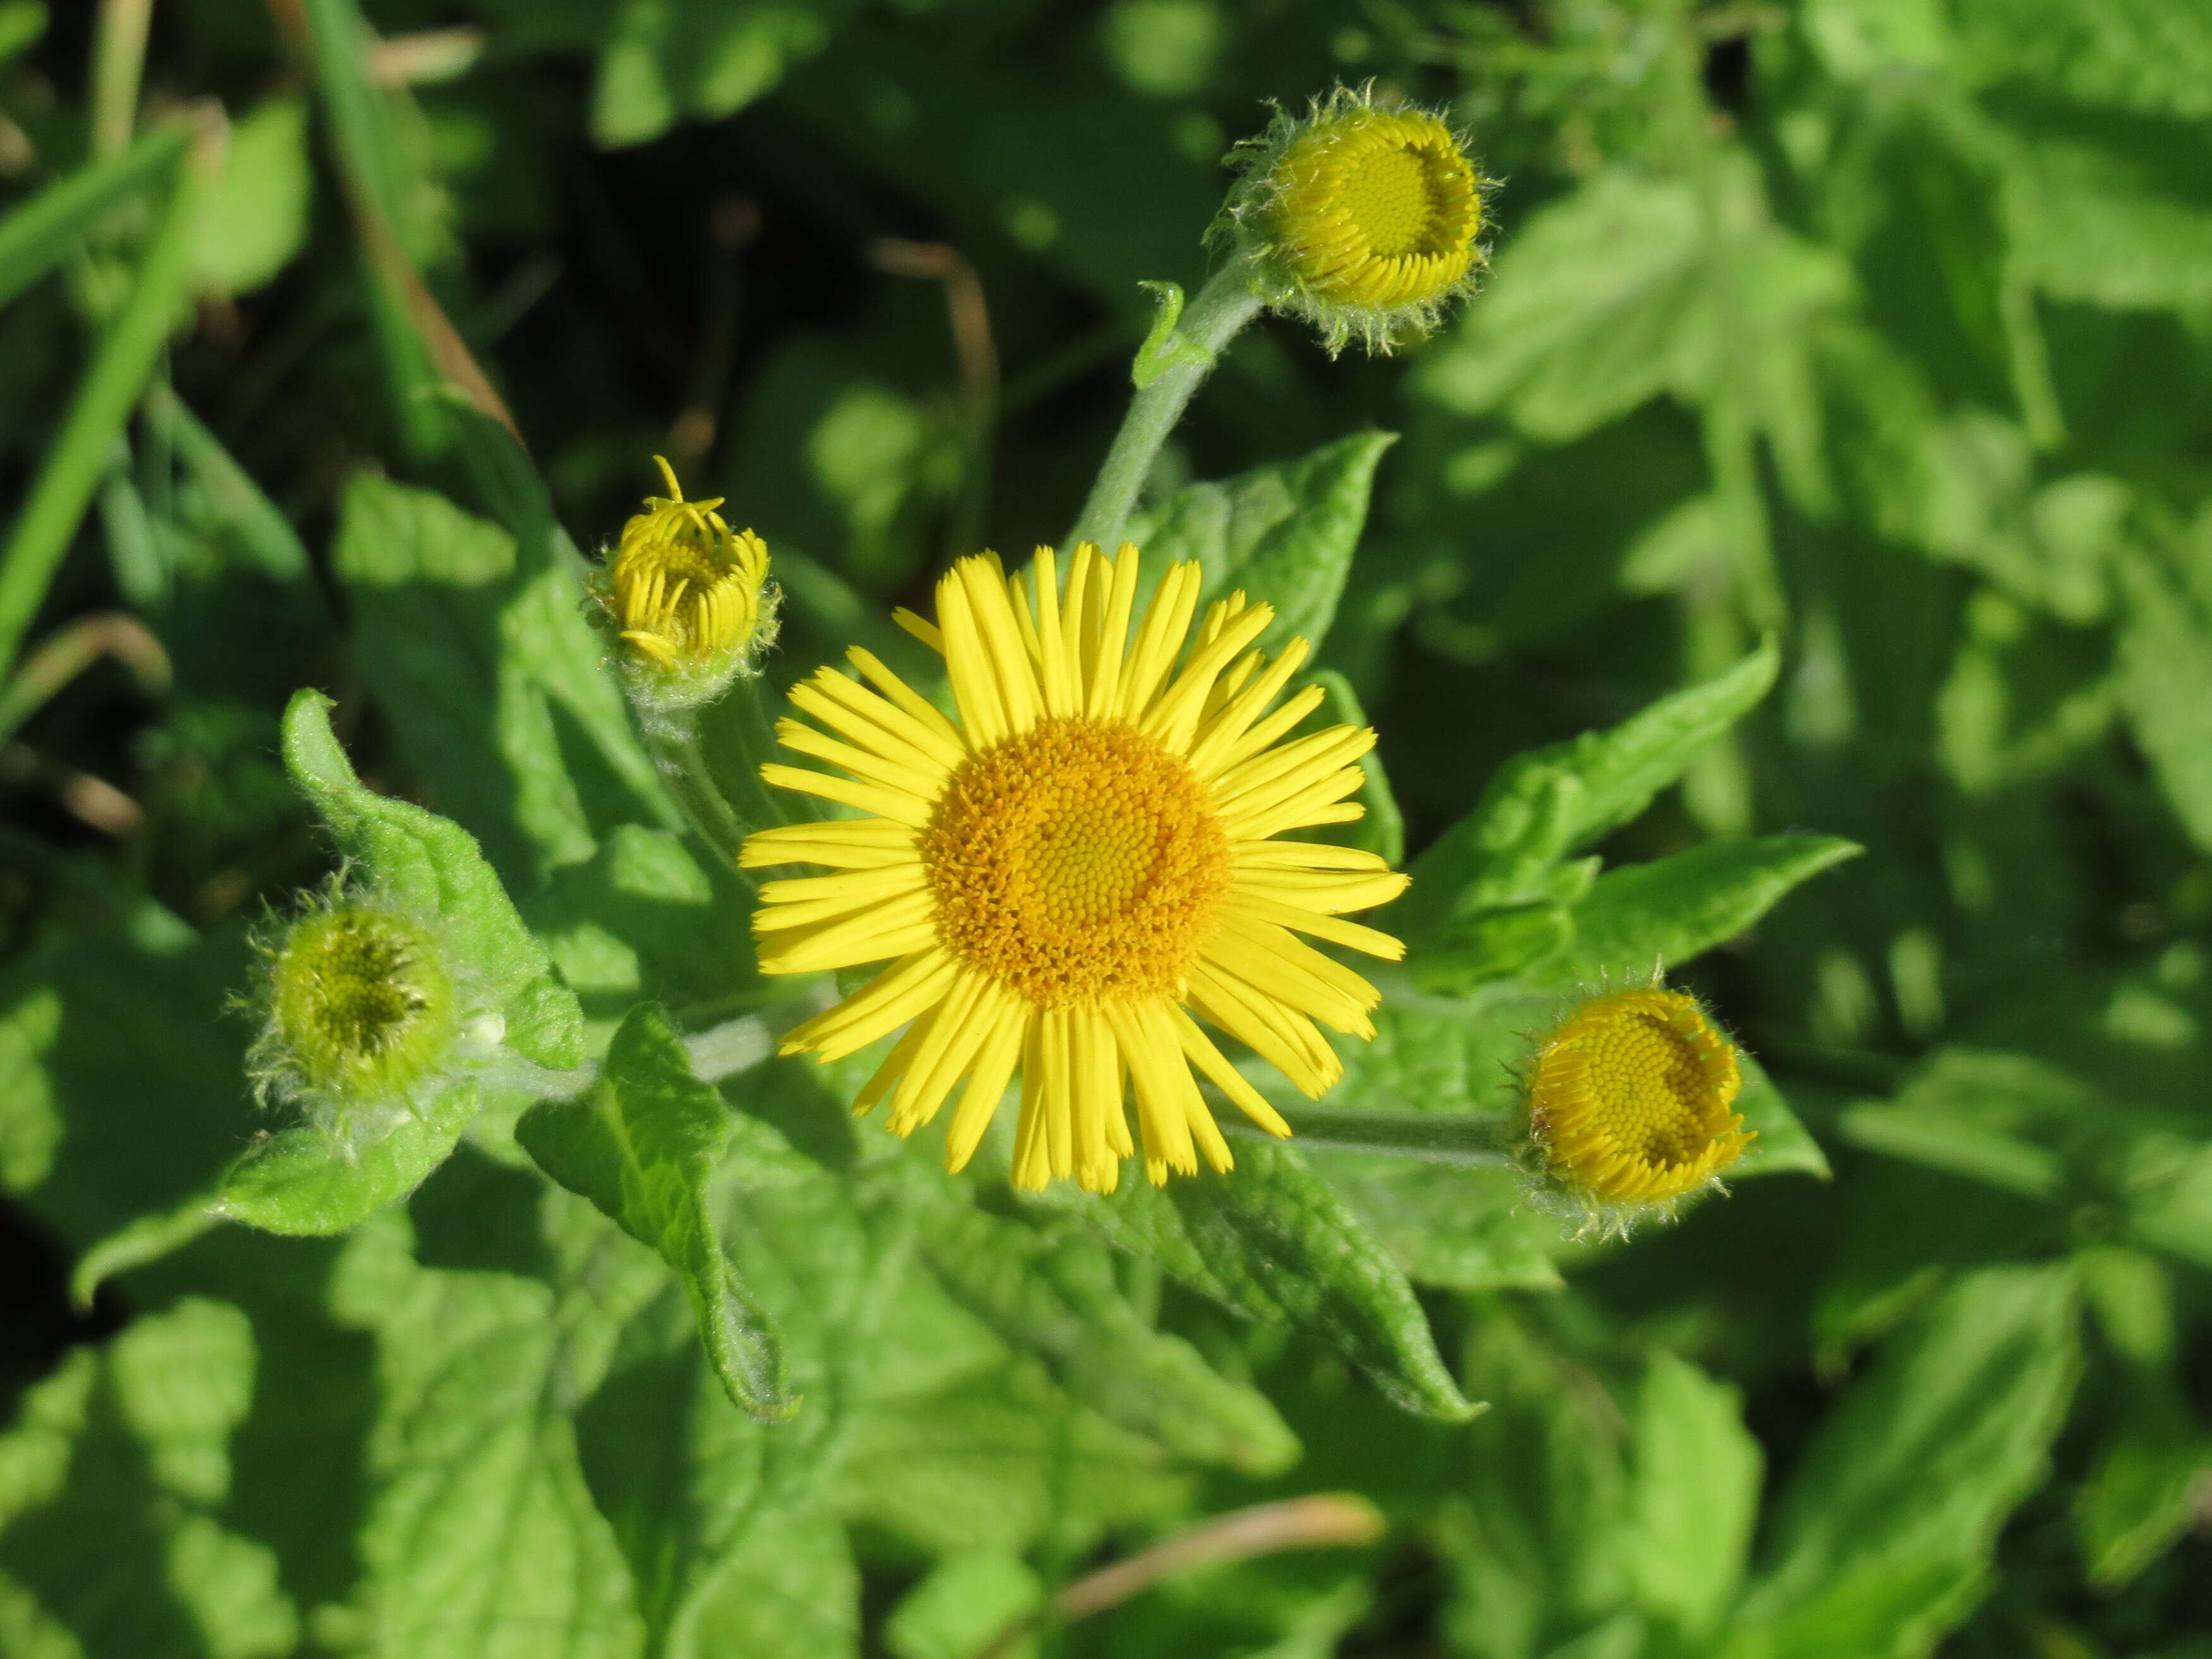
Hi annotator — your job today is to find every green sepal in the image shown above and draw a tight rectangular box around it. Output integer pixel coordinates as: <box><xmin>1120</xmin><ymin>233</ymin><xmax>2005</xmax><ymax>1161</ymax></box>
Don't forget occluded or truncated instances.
<box><xmin>518</xmin><ymin>1002</ymin><xmax>796</xmax><ymax>1421</ymax></box>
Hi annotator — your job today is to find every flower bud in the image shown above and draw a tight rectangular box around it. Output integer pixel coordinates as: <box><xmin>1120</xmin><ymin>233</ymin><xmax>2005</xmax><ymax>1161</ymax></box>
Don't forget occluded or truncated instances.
<box><xmin>1519</xmin><ymin>985</ymin><xmax>1753</xmax><ymax>1236</ymax></box>
<box><xmin>246</xmin><ymin>887</ymin><xmax>475</xmax><ymax>1146</ymax></box>
<box><xmin>591</xmin><ymin>456</ymin><xmax>779</xmax><ymax>713</ymax></box>
<box><xmin>1217</xmin><ymin>84</ymin><xmax>1490</xmax><ymax>355</ymax></box>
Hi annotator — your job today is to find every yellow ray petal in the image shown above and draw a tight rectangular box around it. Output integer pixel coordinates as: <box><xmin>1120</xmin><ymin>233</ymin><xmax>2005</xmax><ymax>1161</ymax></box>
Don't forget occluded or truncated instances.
<box><xmin>944</xmin><ymin>1004</ymin><xmax>1029</xmax><ymax>1174</ymax></box>
<box><xmin>758</xmin><ymin>763</ymin><xmax>933</xmax><ymax>829</ymax></box>
<box><xmin>848</xmin><ymin>647</ymin><xmax>966</xmax><ymax>752</ymax></box>
<box><xmin>1224</xmin><ymin>890</ymin><xmax>1407</xmax><ymax>959</ymax></box>
<box><xmin>1170</xmin><ymin>1005</ymin><xmax>1292</xmax><ymax>1137</ymax></box>
<box><xmin>740</xmin><ymin>819</ymin><xmax>918</xmax><ymax>870</ymax></box>
<box><xmin>779</xmin><ymin>949</ymin><xmax>959</xmax><ymax>1060</ymax></box>
<box><xmin>774</xmin><ymin>720</ymin><xmax>947</xmax><ymax>801</ymax></box>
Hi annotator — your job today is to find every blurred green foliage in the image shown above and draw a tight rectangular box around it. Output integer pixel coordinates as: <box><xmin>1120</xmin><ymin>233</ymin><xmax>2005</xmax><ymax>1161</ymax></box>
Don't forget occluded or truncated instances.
<box><xmin>0</xmin><ymin>1</ymin><xmax>2208</xmax><ymax>1657</ymax></box>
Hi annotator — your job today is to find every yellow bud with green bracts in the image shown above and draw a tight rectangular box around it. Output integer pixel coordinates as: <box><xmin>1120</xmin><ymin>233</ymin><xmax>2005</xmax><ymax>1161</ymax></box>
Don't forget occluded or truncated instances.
<box><xmin>1520</xmin><ymin>985</ymin><xmax>1753</xmax><ymax>1237</ymax></box>
<box><xmin>1217</xmin><ymin>84</ymin><xmax>1490</xmax><ymax>356</ymax></box>
<box><xmin>592</xmin><ymin>455</ymin><xmax>779</xmax><ymax>712</ymax></box>
<box><xmin>246</xmin><ymin>890</ymin><xmax>471</xmax><ymax>1145</ymax></box>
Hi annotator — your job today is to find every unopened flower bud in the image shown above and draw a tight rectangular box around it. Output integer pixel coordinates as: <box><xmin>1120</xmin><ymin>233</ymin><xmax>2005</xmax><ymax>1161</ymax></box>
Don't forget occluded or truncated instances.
<box><xmin>1520</xmin><ymin>985</ymin><xmax>1753</xmax><ymax>1237</ymax></box>
<box><xmin>246</xmin><ymin>887</ymin><xmax>477</xmax><ymax>1146</ymax></box>
<box><xmin>1218</xmin><ymin>84</ymin><xmax>1490</xmax><ymax>355</ymax></box>
<box><xmin>592</xmin><ymin>456</ymin><xmax>779</xmax><ymax>713</ymax></box>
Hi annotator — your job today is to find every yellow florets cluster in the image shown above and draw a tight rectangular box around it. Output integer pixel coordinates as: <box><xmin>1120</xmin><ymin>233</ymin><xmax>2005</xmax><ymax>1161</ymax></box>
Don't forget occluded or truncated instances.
<box><xmin>1522</xmin><ymin>985</ymin><xmax>1753</xmax><ymax>1236</ymax></box>
<box><xmin>597</xmin><ymin>456</ymin><xmax>778</xmax><ymax>711</ymax></box>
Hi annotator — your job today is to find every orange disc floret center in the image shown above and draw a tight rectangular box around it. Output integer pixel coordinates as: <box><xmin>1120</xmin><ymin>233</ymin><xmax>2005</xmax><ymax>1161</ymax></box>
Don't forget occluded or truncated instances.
<box><xmin>1528</xmin><ymin>989</ymin><xmax>1747</xmax><ymax>1205</ymax></box>
<box><xmin>922</xmin><ymin>715</ymin><xmax>1230</xmax><ymax>1008</ymax></box>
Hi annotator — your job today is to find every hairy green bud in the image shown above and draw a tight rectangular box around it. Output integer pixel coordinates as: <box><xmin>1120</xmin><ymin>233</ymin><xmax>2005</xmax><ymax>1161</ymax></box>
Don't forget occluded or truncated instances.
<box><xmin>246</xmin><ymin>886</ymin><xmax>490</xmax><ymax>1145</ymax></box>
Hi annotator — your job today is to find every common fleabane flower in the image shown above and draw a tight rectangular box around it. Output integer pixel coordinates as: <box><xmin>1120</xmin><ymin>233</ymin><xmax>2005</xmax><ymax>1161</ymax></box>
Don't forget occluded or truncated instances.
<box><xmin>592</xmin><ymin>455</ymin><xmax>777</xmax><ymax>713</ymax></box>
<box><xmin>742</xmin><ymin>542</ymin><xmax>1410</xmax><ymax>1194</ymax></box>
<box><xmin>1522</xmin><ymin>986</ymin><xmax>1753</xmax><ymax>1236</ymax></box>
<box><xmin>1218</xmin><ymin>84</ymin><xmax>1489</xmax><ymax>355</ymax></box>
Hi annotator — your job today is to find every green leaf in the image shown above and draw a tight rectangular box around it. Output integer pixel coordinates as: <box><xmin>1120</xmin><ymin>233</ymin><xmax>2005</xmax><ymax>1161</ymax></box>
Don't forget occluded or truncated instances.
<box><xmin>1626</xmin><ymin>1351</ymin><xmax>1761</xmax><ymax>1641</ymax></box>
<box><xmin>0</xmin><ymin>981</ymin><xmax>59</xmax><ymax>1197</ymax></box>
<box><xmin>1400</xmin><ymin>640</ymin><xmax>1779</xmax><ymax>952</ymax></box>
<box><xmin>1561</xmin><ymin>835</ymin><xmax>1862</xmax><ymax>982</ymax></box>
<box><xmin>827</xmin><ymin>1356</ymin><xmax>1184</xmax><ymax>1555</ymax></box>
<box><xmin>916</xmin><ymin>1196</ymin><xmax>1300</xmax><ymax>1474</ymax></box>
<box><xmin>280</xmin><ymin>688</ymin><xmax>583</xmax><ymax>1069</ymax></box>
<box><xmin>519</xmin><ymin>1002</ymin><xmax>794</xmax><ymax>1420</ymax></box>
<box><xmin>0</xmin><ymin>119</ymin><xmax>186</xmax><ymax>310</ymax></box>
<box><xmin>192</xmin><ymin>97</ymin><xmax>312</xmax><ymax>296</ymax></box>
<box><xmin>2000</xmin><ymin>114</ymin><xmax>2212</xmax><ymax>315</ymax></box>
<box><xmin>1033</xmin><ymin>1138</ymin><xmax>1477</xmax><ymax>1420</ymax></box>
<box><xmin>0</xmin><ymin>1299</ymin><xmax>301</xmax><ymax>1659</ymax></box>
<box><xmin>140</xmin><ymin>382</ymin><xmax>315</xmax><ymax>586</ymax></box>
<box><xmin>884</xmin><ymin>1551</ymin><xmax>1042</xmax><ymax>1659</ymax></box>
<box><xmin>2118</xmin><ymin>1131</ymin><xmax>2212</xmax><ymax>1275</ymax></box>
<box><xmin>2075</xmin><ymin>1411</ymin><xmax>2212</xmax><ymax>1590</ymax></box>
<box><xmin>2116</xmin><ymin>541</ymin><xmax>2212</xmax><ymax>855</ymax></box>
<box><xmin>682</xmin><ymin>1501</ymin><xmax>858</xmax><ymax>1659</ymax></box>
<box><xmin>1953</xmin><ymin>0</ymin><xmax>2212</xmax><ymax>120</ymax></box>
<box><xmin>1304</xmin><ymin>1157</ymin><xmax>1565</xmax><ymax>1293</ymax></box>
<box><xmin>297</xmin><ymin>0</ymin><xmax>448</xmax><ymax>456</ymax></box>
<box><xmin>1439</xmin><ymin>1304</ymin><xmax>1632</xmax><ymax>1658</ymax></box>
<box><xmin>1835</xmin><ymin>1049</ymin><xmax>2099</xmax><ymax>1203</ymax></box>
<box><xmin>327</xmin><ymin>1212</ymin><xmax>649</xmax><ymax>1659</ymax></box>
<box><xmin>1414</xmin><ymin>163</ymin><xmax>1849</xmax><ymax>447</ymax></box>
<box><xmin>1734</xmin><ymin>1058</ymin><xmax>1833</xmax><ymax>1182</ymax></box>
<box><xmin>593</xmin><ymin>0</ymin><xmax>858</xmax><ymax>148</ymax></box>
<box><xmin>575</xmin><ymin>1280</ymin><xmax>832</xmax><ymax>1658</ymax></box>
<box><xmin>331</xmin><ymin>474</ymin><xmax>679</xmax><ymax>884</ymax></box>
<box><xmin>1416</xmin><ymin>170</ymin><xmax>1711</xmax><ymax>441</ymax></box>
<box><xmin>0</xmin><ymin>928</ymin><xmax>255</xmax><ymax>1257</ymax></box>
<box><xmin>523</xmin><ymin>824</ymin><xmax>768</xmax><ymax>1039</ymax></box>
<box><xmin>0</xmin><ymin>126</ymin><xmax>210</xmax><ymax>676</ymax></box>
<box><xmin>1125</xmin><ymin>431</ymin><xmax>1397</xmax><ymax>655</ymax></box>
<box><xmin>196</xmin><ymin>692</ymin><xmax>587</xmax><ymax>1240</ymax></box>
<box><xmin>1724</xmin><ymin>1265</ymin><xmax>2081</xmax><ymax>1659</ymax></box>
<box><xmin>216</xmin><ymin>1080</ymin><xmax>483</xmax><ymax>1237</ymax></box>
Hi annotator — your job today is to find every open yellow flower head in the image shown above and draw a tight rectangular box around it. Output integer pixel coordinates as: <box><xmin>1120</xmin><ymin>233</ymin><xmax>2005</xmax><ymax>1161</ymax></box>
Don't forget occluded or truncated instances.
<box><xmin>1220</xmin><ymin>85</ymin><xmax>1488</xmax><ymax>355</ymax></box>
<box><xmin>595</xmin><ymin>456</ymin><xmax>777</xmax><ymax>711</ymax></box>
<box><xmin>1524</xmin><ymin>987</ymin><xmax>1752</xmax><ymax>1234</ymax></box>
<box><xmin>742</xmin><ymin>542</ymin><xmax>1411</xmax><ymax>1194</ymax></box>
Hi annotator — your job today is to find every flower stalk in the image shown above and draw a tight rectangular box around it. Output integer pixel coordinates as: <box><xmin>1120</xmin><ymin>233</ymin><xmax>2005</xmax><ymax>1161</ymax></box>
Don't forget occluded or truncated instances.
<box><xmin>1064</xmin><ymin>262</ymin><xmax>1266</xmax><ymax>555</ymax></box>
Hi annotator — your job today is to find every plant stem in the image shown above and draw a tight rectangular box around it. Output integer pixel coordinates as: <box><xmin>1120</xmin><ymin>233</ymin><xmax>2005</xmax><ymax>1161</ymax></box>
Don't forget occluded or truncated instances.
<box><xmin>1064</xmin><ymin>262</ymin><xmax>1263</xmax><ymax>554</ymax></box>
<box><xmin>646</xmin><ymin>707</ymin><xmax>753</xmax><ymax>872</ymax></box>
<box><xmin>971</xmin><ymin>1495</ymin><xmax>1384</xmax><ymax>1659</ymax></box>
<box><xmin>92</xmin><ymin>0</ymin><xmax>155</xmax><ymax>158</ymax></box>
